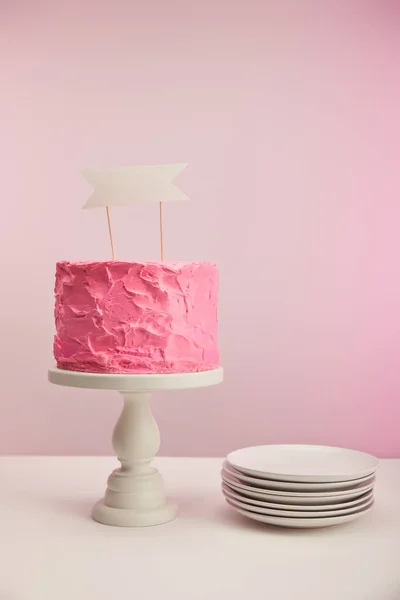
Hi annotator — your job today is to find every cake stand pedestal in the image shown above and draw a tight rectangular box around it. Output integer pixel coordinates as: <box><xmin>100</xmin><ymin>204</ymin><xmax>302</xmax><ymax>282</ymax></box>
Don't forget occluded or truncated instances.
<box><xmin>48</xmin><ymin>367</ymin><xmax>223</xmax><ymax>527</ymax></box>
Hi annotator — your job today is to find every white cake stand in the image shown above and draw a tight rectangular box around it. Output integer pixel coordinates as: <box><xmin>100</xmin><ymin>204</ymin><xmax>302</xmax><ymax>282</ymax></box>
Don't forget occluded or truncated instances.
<box><xmin>48</xmin><ymin>367</ymin><xmax>223</xmax><ymax>527</ymax></box>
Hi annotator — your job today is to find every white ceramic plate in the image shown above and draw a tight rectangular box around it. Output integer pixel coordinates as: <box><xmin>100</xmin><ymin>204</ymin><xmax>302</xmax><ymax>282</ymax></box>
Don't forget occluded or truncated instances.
<box><xmin>225</xmin><ymin>498</ymin><xmax>374</xmax><ymax>528</ymax></box>
<box><xmin>227</xmin><ymin>445</ymin><xmax>379</xmax><ymax>483</ymax></box>
<box><xmin>221</xmin><ymin>483</ymin><xmax>374</xmax><ymax>512</ymax></box>
<box><xmin>222</xmin><ymin>463</ymin><xmax>373</xmax><ymax>492</ymax></box>
<box><xmin>222</xmin><ymin>472</ymin><xmax>375</xmax><ymax>505</ymax></box>
<box><xmin>223</xmin><ymin>488</ymin><xmax>374</xmax><ymax>518</ymax></box>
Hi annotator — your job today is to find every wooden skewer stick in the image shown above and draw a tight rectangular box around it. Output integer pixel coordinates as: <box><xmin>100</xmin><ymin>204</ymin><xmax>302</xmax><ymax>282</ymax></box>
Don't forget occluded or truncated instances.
<box><xmin>105</xmin><ymin>206</ymin><xmax>115</xmax><ymax>260</ymax></box>
<box><xmin>159</xmin><ymin>201</ymin><xmax>164</xmax><ymax>261</ymax></box>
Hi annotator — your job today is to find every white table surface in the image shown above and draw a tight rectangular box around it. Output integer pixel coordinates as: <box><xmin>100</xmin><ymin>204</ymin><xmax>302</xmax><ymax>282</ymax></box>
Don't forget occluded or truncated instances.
<box><xmin>0</xmin><ymin>457</ymin><xmax>399</xmax><ymax>600</ymax></box>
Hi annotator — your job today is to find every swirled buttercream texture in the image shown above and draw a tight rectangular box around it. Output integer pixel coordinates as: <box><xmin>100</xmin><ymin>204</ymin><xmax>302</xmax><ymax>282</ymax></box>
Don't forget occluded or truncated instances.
<box><xmin>54</xmin><ymin>261</ymin><xmax>219</xmax><ymax>373</ymax></box>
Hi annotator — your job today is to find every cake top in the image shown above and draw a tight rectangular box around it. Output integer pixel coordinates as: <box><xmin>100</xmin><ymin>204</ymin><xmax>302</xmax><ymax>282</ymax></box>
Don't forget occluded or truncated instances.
<box><xmin>58</xmin><ymin>260</ymin><xmax>216</xmax><ymax>269</ymax></box>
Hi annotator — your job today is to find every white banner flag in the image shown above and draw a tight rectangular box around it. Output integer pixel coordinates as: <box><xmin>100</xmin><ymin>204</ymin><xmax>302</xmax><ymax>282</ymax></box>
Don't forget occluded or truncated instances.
<box><xmin>82</xmin><ymin>163</ymin><xmax>189</xmax><ymax>209</ymax></box>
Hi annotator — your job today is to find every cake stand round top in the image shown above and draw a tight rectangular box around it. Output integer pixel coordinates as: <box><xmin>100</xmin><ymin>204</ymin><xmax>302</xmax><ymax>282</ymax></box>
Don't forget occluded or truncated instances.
<box><xmin>48</xmin><ymin>366</ymin><xmax>223</xmax><ymax>391</ymax></box>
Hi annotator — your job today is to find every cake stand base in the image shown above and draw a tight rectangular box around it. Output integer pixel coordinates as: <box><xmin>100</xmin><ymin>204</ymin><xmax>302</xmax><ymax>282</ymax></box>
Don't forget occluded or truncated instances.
<box><xmin>48</xmin><ymin>367</ymin><xmax>223</xmax><ymax>527</ymax></box>
<box><xmin>92</xmin><ymin>499</ymin><xmax>177</xmax><ymax>527</ymax></box>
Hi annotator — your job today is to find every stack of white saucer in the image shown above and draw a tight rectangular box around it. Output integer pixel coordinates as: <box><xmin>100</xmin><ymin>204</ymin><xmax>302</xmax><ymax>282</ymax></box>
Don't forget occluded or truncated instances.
<box><xmin>221</xmin><ymin>445</ymin><xmax>378</xmax><ymax>529</ymax></box>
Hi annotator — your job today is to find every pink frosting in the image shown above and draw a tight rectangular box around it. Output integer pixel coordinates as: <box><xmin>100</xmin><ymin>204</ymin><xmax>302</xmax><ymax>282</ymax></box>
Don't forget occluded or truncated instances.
<box><xmin>54</xmin><ymin>261</ymin><xmax>219</xmax><ymax>374</ymax></box>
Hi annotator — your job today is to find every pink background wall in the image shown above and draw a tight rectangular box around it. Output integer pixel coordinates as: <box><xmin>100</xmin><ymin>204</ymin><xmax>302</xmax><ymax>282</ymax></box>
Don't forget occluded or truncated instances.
<box><xmin>1</xmin><ymin>0</ymin><xmax>400</xmax><ymax>457</ymax></box>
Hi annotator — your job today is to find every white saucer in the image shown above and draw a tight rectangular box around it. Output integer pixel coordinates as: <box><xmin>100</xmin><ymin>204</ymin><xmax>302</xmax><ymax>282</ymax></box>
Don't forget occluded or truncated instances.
<box><xmin>221</xmin><ymin>483</ymin><xmax>374</xmax><ymax>512</ymax></box>
<box><xmin>225</xmin><ymin>498</ymin><xmax>374</xmax><ymax>528</ymax></box>
<box><xmin>222</xmin><ymin>463</ymin><xmax>373</xmax><ymax>492</ymax></box>
<box><xmin>227</xmin><ymin>445</ymin><xmax>379</xmax><ymax>483</ymax></box>
<box><xmin>223</xmin><ymin>488</ymin><xmax>374</xmax><ymax>518</ymax></box>
<box><xmin>222</xmin><ymin>473</ymin><xmax>375</xmax><ymax>505</ymax></box>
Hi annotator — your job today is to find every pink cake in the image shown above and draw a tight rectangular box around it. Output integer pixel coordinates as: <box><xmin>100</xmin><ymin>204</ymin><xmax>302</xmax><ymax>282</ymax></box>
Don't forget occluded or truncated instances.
<box><xmin>54</xmin><ymin>260</ymin><xmax>219</xmax><ymax>374</ymax></box>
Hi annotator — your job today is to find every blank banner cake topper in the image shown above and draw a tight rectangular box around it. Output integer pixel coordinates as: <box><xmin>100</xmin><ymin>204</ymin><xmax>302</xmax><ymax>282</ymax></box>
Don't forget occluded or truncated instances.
<box><xmin>82</xmin><ymin>163</ymin><xmax>189</xmax><ymax>260</ymax></box>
